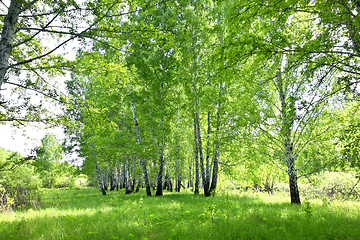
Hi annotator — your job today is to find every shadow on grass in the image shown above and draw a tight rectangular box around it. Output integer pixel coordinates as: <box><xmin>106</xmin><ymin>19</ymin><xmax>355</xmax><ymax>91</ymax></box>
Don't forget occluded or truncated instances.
<box><xmin>1</xmin><ymin>188</ymin><xmax>360</xmax><ymax>240</ymax></box>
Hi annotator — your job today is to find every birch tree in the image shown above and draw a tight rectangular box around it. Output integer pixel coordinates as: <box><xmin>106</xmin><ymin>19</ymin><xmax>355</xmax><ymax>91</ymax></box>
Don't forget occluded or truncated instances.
<box><xmin>224</xmin><ymin>0</ymin><xmax>347</xmax><ymax>203</ymax></box>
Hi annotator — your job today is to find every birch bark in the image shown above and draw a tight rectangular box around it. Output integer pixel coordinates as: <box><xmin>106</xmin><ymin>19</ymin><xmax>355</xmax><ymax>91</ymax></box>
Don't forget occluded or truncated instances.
<box><xmin>277</xmin><ymin>72</ymin><xmax>301</xmax><ymax>204</ymax></box>
<box><xmin>92</xmin><ymin>143</ymin><xmax>106</xmax><ymax>195</ymax></box>
<box><xmin>130</xmin><ymin>85</ymin><xmax>152</xmax><ymax>196</ymax></box>
<box><xmin>0</xmin><ymin>0</ymin><xmax>25</xmax><ymax>90</ymax></box>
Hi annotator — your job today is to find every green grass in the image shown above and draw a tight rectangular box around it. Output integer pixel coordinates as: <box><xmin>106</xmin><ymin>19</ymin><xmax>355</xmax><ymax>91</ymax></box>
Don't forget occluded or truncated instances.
<box><xmin>1</xmin><ymin>187</ymin><xmax>360</xmax><ymax>239</ymax></box>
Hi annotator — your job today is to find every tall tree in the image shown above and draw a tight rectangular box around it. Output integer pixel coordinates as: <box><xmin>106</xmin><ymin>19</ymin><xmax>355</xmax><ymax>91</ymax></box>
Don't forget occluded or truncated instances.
<box><xmin>224</xmin><ymin>0</ymin><xmax>347</xmax><ymax>203</ymax></box>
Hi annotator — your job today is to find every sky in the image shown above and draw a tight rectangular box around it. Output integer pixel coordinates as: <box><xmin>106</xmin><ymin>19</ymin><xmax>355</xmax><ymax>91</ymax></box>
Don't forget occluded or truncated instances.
<box><xmin>0</xmin><ymin>124</ymin><xmax>65</xmax><ymax>156</ymax></box>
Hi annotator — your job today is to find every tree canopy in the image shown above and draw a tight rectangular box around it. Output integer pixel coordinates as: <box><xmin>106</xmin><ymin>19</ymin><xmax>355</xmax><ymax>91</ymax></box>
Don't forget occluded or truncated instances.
<box><xmin>2</xmin><ymin>0</ymin><xmax>360</xmax><ymax>204</ymax></box>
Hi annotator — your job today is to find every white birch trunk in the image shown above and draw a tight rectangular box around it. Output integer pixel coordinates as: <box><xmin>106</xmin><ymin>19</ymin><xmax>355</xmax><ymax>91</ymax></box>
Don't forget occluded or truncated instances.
<box><xmin>130</xmin><ymin>85</ymin><xmax>152</xmax><ymax>196</ymax></box>
<box><xmin>0</xmin><ymin>0</ymin><xmax>23</xmax><ymax>89</ymax></box>
<box><xmin>277</xmin><ymin>72</ymin><xmax>301</xmax><ymax>204</ymax></box>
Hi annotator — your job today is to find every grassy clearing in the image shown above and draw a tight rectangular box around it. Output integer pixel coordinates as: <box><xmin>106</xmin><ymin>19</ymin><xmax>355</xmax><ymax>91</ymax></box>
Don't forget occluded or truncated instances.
<box><xmin>1</xmin><ymin>187</ymin><xmax>360</xmax><ymax>240</ymax></box>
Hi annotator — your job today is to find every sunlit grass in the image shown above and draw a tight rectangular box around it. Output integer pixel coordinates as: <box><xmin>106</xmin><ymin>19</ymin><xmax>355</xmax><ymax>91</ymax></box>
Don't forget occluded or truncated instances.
<box><xmin>1</xmin><ymin>187</ymin><xmax>360</xmax><ymax>239</ymax></box>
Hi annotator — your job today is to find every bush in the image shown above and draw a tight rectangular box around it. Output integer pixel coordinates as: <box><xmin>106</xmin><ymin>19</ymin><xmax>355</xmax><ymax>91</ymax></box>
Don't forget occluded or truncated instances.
<box><xmin>0</xmin><ymin>148</ymin><xmax>42</xmax><ymax>210</ymax></box>
<box><xmin>54</xmin><ymin>176</ymin><xmax>75</xmax><ymax>188</ymax></box>
<box><xmin>74</xmin><ymin>174</ymin><xmax>89</xmax><ymax>188</ymax></box>
<box><xmin>0</xmin><ymin>182</ymin><xmax>41</xmax><ymax>211</ymax></box>
<box><xmin>0</xmin><ymin>184</ymin><xmax>13</xmax><ymax>211</ymax></box>
<box><xmin>289</xmin><ymin>171</ymin><xmax>360</xmax><ymax>200</ymax></box>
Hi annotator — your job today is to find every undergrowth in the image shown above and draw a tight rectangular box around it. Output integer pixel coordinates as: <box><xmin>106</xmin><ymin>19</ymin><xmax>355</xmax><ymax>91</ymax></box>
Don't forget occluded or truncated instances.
<box><xmin>0</xmin><ymin>187</ymin><xmax>359</xmax><ymax>239</ymax></box>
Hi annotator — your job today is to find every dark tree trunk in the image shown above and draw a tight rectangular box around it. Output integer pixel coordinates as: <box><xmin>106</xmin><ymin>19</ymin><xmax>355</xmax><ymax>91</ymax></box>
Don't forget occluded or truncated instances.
<box><xmin>188</xmin><ymin>148</ymin><xmax>193</xmax><ymax>190</ymax></box>
<box><xmin>141</xmin><ymin>158</ymin><xmax>152</xmax><ymax>196</ymax></box>
<box><xmin>205</xmin><ymin>111</ymin><xmax>211</xmax><ymax>192</ymax></box>
<box><xmin>175</xmin><ymin>148</ymin><xmax>181</xmax><ymax>192</ymax></box>
<box><xmin>195</xmin><ymin>110</ymin><xmax>210</xmax><ymax>197</ymax></box>
<box><xmin>156</xmin><ymin>143</ymin><xmax>165</xmax><ymax>196</ymax></box>
<box><xmin>209</xmin><ymin>107</ymin><xmax>221</xmax><ymax>195</ymax></box>
<box><xmin>131</xmin><ymin>155</ymin><xmax>137</xmax><ymax>192</ymax></box>
<box><xmin>122</xmin><ymin>159</ymin><xmax>126</xmax><ymax>189</ymax></box>
<box><xmin>136</xmin><ymin>167</ymin><xmax>142</xmax><ymax>192</ymax></box>
<box><xmin>209</xmin><ymin>152</ymin><xmax>219</xmax><ymax>195</ymax></box>
<box><xmin>209</xmin><ymin>83</ymin><xmax>223</xmax><ymax>196</ymax></box>
<box><xmin>102</xmin><ymin>168</ymin><xmax>108</xmax><ymax>191</ymax></box>
<box><xmin>110</xmin><ymin>163</ymin><xmax>115</xmax><ymax>191</ymax></box>
<box><xmin>197</xmin><ymin>120</ymin><xmax>209</xmax><ymax>196</ymax></box>
<box><xmin>95</xmin><ymin>161</ymin><xmax>106</xmax><ymax>195</ymax></box>
<box><xmin>125</xmin><ymin>154</ymin><xmax>132</xmax><ymax>194</ymax></box>
<box><xmin>116</xmin><ymin>162</ymin><xmax>121</xmax><ymax>191</ymax></box>
<box><xmin>155</xmin><ymin>81</ymin><xmax>166</xmax><ymax>196</ymax></box>
<box><xmin>287</xmin><ymin>146</ymin><xmax>301</xmax><ymax>204</ymax></box>
<box><xmin>92</xmin><ymin>143</ymin><xmax>106</xmax><ymax>195</ymax></box>
<box><xmin>130</xmin><ymin>85</ymin><xmax>151</xmax><ymax>196</ymax></box>
<box><xmin>165</xmin><ymin>160</ymin><xmax>173</xmax><ymax>192</ymax></box>
<box><xmin>148</xmin><ymin>168</ymin><xmax>156</xmax><ymax>190</ymax></box>
<box><xmin>176</xmin><ymin>177</ymin><xmax>181</xmax><ymax>192</ymax></box>
<box><xmin>193</xmin><ymin>117</ymin><xmax>200</xmax><ymax>194</ymax></box>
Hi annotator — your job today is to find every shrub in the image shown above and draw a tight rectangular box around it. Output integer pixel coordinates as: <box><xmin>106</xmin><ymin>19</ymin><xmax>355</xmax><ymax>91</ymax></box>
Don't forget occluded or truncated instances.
<box><xmin>54</xmin><ymin>176</ymin><xmax>75</xmax><ymax>188</ymax></box>
<box><xmin>74</xmin><ymin>174</ymin><xmax>89</xmax><ymax>188</ymax></box>
<box><xmin>0</xmin><ymin>182</ymin><xmax>41</xmax><ymax>211</ymax></box>
<box><xmin>0</xmin><ymin>148</ymin><xmax>42</xmax><ymax>210</ymax></box>
<box><xmin>299</xmin><ymin>171</ymin><xmax>360</xmax><ymax>200</ymax></box>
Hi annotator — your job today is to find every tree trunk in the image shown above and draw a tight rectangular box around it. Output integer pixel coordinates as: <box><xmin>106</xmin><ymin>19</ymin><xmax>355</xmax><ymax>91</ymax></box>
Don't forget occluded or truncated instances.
<box><xmin>277</xmin><ymin>71</ymin><xmax>301</xmax><ymax>204</ymax></box>
<box><xmin>209</xmin><ymin>113</ymin><xmax>220</xmax><ymax>194</ymax></box>
<box><xmin>116</xmin><ymin>162</ymin><xmax>121</xmax><ymax>191</ymax></box>
<box><xmin>193</xmin><ymin>117</ymin><xmax>200</xmax><ymax>194</ymax></box>
<box><xmin>136</xmin><ymin>167</ymin><xmax>142</xmax><ymax>192</ymax></box>
<box><xmin>130</xmin><ymin>85</ymin><xmax>151</xmax><ymax>196</ymax></box>
<box><xmin>155</xmin><ymin>81</ymin><xmax>166</xmax><ymax>196</ymax></box>
<box><xmin>156</xmin><ymin>142</ymin><xmax>165</xmax><ymax>196</ymax></box>
<box><xmin>144</xmin><ymin>83</ymin><xmax>158</xmax><ymax>191</ymax></box>
<box><xmin>102</xmin><ymin>167</ymin><xmax>108</xmax><ymax>191</ymax></box>
<box><xmin>148</xmin><ymin>168</ymin><xmax>156</xmax><ymax>190</ymax></box>
<box><xmin>165</xmin><ymin>159</ymin><xmax>173</xmax><ymax>192</ymax></box>
<box><xmin>95</xmin><ymin>162</ymin><xmax>106</xmax><ymax>195</ymax></box>
<box><xmin>286</xmin><ymin>143</ymin><xmax>301</xmax><ymax>204</ymax></box>
<box><xmin>188</xmin><ymin>143</ymin><xmax>192</xmax><ymax>189</ymax></box>
<box><xmin>197</xmin><ymin>117</ymin><xmax>210</xmax><ymax>196</ymax></box>
<box><xmin>122</xmin><ymin>159</ymin><xmax>126</xmax><ymax>189</ymax></box>
<box><xmin>188</xmin><ymin>160</ymin><xmax>192</xmax><ymax>189</ymax></box>
<box><xmin>124</xmin><ymin>154</ymin><xmax>132</xmax><ymax>194</ymax></box>
<box><xmin>91</xmin><ymin>143</ymin><xmax>106</xmax><ymax>195</ymax></box>
<box><xmin>205</xmin><ymin>111</ymin><xmax>211</xmax><ymax>189</ymax></box>
<box><xmin>0</xmin><ymin>0</ymin><xmax>23</xmax><ymax>89</ymax></box>
<box><xmin>110</xmin><ymin>163</ymin><xmax>115</xmax><ymax>191</ymax></box>
<box><xmin>175</xmin><ymin>145</ymin><xmax>181</xmax><ymax>192</ymax></box>
<box><xmin>131</xmin><ymin>155</ymin><xmax>137</xmax><ymax>192</ymax></box>
<box><xmin>209</xmin><ymin>83</ymin><xmax>223</xmax><ymax>195</ymax></box>
<box><xmin>209</xmin><ymin>152</ymin><xmax>219</xmax><ymax>195</ymax></box>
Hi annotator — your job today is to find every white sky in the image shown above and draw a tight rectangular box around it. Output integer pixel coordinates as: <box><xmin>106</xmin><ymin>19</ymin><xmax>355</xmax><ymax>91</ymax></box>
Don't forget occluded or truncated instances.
<box><xmin>0</xmin><ymin>124</ymin><xmax>65</xmax><ymax>156</ymax></box>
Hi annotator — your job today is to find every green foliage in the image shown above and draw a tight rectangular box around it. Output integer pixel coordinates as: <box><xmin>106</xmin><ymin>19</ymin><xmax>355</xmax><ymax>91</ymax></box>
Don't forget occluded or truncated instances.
<box><xmin>4</xmin><ymin>0</ymin><xmax>358</xmax><ymax>204</ymax></box>
<box><xmin>24</xmin><ymin>134</ymin><xmax>84</xmax><ymax>189</ymax></box>
<box><xmin>299</xmin><ymin>171</ymin><xmax>360</xmax><ymax>200</ymax></box>
<box><xmin>334</xmin><ymin>103</ymin><xmax>360</xmax><ymax>171</ymax></box>
<box><xmin>34</xmin><ymin>134</ymin><xmax>66</xmax><ymax>188</ymax></box>
<box><xmin>0</xmin><ymin>148</ymin><xmax>41</xmax><ymax>210</ymax></box>
<box><xmin>0</xmin><ymin>142</ymin><xmax>87</xmax><ymax>210</ymax></box>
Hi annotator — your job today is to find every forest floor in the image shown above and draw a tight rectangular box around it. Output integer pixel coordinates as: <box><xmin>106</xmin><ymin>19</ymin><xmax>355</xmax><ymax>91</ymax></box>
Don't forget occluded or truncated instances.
<box><xmin>1</xmin><ymin>187</ymin><xmax>360</xmax><ymax>239</ymax></box>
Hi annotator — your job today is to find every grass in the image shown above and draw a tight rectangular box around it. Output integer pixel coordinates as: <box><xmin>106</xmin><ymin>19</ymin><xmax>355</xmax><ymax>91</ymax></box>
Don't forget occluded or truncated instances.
<box><xmin>1</xmin><ymin>187</ymin><xmax>360</xmax><ymax>239</ymax></box>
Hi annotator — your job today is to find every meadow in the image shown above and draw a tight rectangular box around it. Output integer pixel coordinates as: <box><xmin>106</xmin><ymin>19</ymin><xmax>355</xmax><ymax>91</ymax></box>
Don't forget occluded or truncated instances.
<box><xmin>1</xmin><ymin>187</ymin><xmax>360</xmax><ymax>240</ymax></box>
